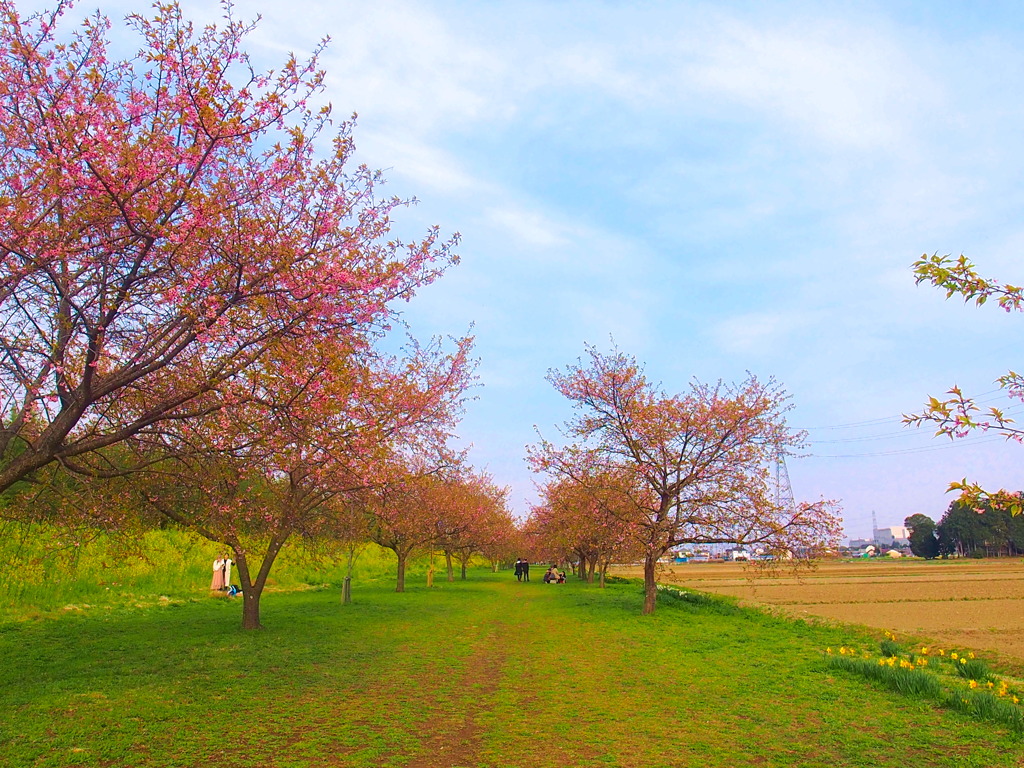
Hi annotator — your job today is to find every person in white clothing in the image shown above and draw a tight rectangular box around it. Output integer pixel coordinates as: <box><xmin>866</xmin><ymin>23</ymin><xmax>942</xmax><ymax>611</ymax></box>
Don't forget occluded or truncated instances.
<box><xmin>222</xmin><ymin>555</ymin><xmax>233</xmax><ymax>588</ymax></box>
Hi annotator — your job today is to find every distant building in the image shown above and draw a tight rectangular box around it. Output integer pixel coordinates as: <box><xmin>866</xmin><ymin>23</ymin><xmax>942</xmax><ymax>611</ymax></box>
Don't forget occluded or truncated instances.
<box><xmin>874</xmin><ymin>526</ymin><xmax>910</xmax><ymax>547</ymax></box>
<box><xmin>725</xmin><ymin>547</ymin><xmax>751</xmax><ymax>561</ymax></box>
<box><xmin>848</xmin><ymin>538</ymin><xmax>873</xmax><ymax>550</ymax></box>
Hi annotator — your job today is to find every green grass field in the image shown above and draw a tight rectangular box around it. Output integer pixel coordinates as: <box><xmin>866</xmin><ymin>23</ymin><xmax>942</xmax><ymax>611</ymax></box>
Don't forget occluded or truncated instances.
<box><xmin>2</xmin><ymin>563</ymin><xmax>1023</xmax><ymax>767</ymax></box>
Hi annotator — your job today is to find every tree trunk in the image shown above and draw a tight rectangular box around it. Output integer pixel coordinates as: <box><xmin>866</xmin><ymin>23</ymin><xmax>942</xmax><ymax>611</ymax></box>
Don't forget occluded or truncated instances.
<box><xmin>642</xmin><ymin>553</ymin><xmax>658</xmax><ymax>615</ymax></box>
<box><xmin>461</xmin><ymin>561</ymin><xmax>467</xmax><ymax>580</ymax></box>
<box><xmin>234</xmin><ymin>537</ymin><xmax>287</xmax><ymax>630</ymax></box>
<box><xmin>342</xmin><ymin>545</ymin><xmax>356</xmax><ymax>605</ymax></box>
<box><xmin>396</xmin><ymin>551</ymin><xmax>407</xmax><ymax>593</ymax></box>
<box><xmin>587</xmin><ymin>557</ymin><xmax>597</xmax><ymax>584</ymax></box>
<box><xmin>444</xmin><ymin>550</ymin><xmax>455</xmax><ymax>582</ymax></box>
<box><xmin>241</xmin><ymin>584</ymin><xmax>263</xmax><ymax>629</ymax></box>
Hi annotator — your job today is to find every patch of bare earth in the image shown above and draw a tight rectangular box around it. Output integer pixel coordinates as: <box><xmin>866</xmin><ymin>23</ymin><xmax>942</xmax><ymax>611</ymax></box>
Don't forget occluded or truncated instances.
<box><xmin>402</xmin><ymin>629</ymin><xmax>506</xmax><ymax>768</ymax></box>
<box><xmin>611</xmin><ymin>558</ymin><xmax>1024</xmax><ymax>664</ymax></box>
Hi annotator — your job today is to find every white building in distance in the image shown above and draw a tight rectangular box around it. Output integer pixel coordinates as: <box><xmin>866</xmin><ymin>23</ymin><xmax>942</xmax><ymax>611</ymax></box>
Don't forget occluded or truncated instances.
<box><xmin>874</xmin><ymin>526</ymin><xmax>910</xmax><ymax>547</ymax></box>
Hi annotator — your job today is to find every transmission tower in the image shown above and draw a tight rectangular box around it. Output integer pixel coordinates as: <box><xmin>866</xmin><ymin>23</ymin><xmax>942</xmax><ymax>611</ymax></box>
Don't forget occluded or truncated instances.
<box><xmin>773</xmin><ymin>451</ymin><xmax>796</xmax><ymax>512</ymax></box>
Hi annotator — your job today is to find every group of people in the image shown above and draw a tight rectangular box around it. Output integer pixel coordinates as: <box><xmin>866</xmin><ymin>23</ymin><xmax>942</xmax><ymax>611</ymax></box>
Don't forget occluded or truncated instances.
<box><xmin>543</xmin><ymin>565</ymin><xmax>566</xmax><ymax>584</ymax></box>
<box><xmin>513</xmin><ymin>558</ymin><xmax>531</xmax><ymax>581</ymax></box>
<box><xmin>210</xmin><ymin>554</ymin><xmax>237</xmax><ymax>595</ymax></box>
<box><xmin>514</xmin><ymin>558</ymin><xmax>566</xmax><ymax>583</ymax></box>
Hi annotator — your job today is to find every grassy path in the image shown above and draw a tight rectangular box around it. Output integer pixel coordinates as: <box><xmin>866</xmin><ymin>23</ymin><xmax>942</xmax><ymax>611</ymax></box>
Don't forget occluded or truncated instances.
<box><xmin>2</xmin><ymin>573</ymin><xmax>1023</xmax><ymax>767</ymax></box>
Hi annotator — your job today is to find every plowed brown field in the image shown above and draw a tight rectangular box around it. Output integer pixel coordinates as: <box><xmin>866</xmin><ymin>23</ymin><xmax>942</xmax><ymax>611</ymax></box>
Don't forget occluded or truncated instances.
<box><xmin>611</xmin><ymin>558</ymin><xmax>1024</xmax><ymax>665</ymax></box>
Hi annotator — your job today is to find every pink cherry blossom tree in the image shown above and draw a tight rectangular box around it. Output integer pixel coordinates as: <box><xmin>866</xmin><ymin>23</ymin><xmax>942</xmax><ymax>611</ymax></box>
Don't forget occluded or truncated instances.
<box><xmin>439</xmin><ymin>469</ymin><xmax>513</xmax><ymax>580</ymax></box>
<box><xmin>529</xmin><ymin>345</ymin><xmax>842</xmax><ymax>614</ymax></box>
<box><xmin>114</xmin><ymin>333</ymin><xmax>474</xmax><ymax>628</ymax></box>
<box><xmin>0</xmin><ymin>2</ymin><xmax>456</xmax><ymax>494</ymax></box>
<box><xmin>531</xmin><ymin>472</ymin><xmax>642</xmax><ymax>587</ymax></box>
<box><xmin>363</xmin><ymin>455</ymin><xmax>461</xmax><ymax>593</ymax></box>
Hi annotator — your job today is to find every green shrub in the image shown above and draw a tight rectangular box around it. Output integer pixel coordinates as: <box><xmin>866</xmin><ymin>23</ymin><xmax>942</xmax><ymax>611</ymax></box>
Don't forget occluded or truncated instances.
<box><xmin>602</xmin><ymin>575</ymin><xmax>632</xmax><ymax>584</ymax></box>
<box><xmin>828</xmin><ymin>644</ymin><xmax>1024</xmax><ymax>736</ymax></box>
<box><xmin>880</xmin><ymin>638</ymin><xmax>901</xmax><ymax>658</ymax></box>
<box><xmin>943</xmin><ymin>690</ymin><xmax>1024</xmax><ymax>733</ymax></box>
<box><xmin>827</xmin><ymin>655</ymin><xmax>943</xmax><ymax>698</ymax></box>
<box><xmin>954</xmin><ymin>657</ymin><xmax>989</xmax><ymax>681</ymax></box>
<box><xmin>655</xmin><ymin>583</ymin><xmax>743</xmax><ymax>615</ymax></box>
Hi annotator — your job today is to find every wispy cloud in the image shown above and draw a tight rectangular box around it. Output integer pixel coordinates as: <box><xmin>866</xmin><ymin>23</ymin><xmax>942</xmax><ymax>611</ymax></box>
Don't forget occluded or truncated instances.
<box><xmin>483</xmin><ymin>206</ymin><xmax>571</xmax><ymax>249</ymax></box>
<box><xmin>675</xmin><ymin>16</ymin><xmax>940</xmax><ymax>151</ymax></box>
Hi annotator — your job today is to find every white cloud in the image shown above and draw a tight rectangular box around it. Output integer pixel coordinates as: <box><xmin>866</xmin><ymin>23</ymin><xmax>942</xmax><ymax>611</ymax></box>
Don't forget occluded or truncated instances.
<box><xmin>710</xmin><ymin>310</ymin><xmax>806</xmax><ymax>356</ymax></box>
<box><xmin>356</xmin><ymin>132</ymin><xmax>482</xmax><ymax>195</ymax></box>
<box><xmin>670</xmin><ymin>15</ymin><xmax>942</xmax><ymax>152</ymax></box>
<box><xmin>483</xmin><ymin>206</ymin><xmax>571</xmax><ymax>249</ymax></box>
<box><xmin>271</xmin><ymin>0</ymin><xmax>513</xmax><ymax>132</ymax></box>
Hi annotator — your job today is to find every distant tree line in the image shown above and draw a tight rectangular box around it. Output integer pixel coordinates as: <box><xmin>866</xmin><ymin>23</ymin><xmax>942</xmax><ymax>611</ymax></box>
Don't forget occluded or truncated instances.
<box><xmin>905</xmin><ymin>497</ymin><xmax>1024</xmax><ymax>559</ymax></box>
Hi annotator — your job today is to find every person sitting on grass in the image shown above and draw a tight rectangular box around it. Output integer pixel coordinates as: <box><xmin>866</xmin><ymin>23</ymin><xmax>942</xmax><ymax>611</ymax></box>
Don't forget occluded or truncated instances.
<box><xmin>543</xmin><ymin>565</ymin><xmax>561</xmax><ymax>583</ymax></box>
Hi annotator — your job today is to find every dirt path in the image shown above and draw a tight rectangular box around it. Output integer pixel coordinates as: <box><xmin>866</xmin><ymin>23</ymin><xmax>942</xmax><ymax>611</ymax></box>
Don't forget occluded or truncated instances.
<box><xmin>402</xmin><ymin>615</ymin><xmax>508</xmax><ymax>768</ymax></box>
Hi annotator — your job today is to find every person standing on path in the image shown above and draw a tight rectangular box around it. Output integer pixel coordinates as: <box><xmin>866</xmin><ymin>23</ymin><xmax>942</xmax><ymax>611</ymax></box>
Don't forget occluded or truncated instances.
<box><xmin>522</xmin><ymin>559</ymin><xmax>530</xmax><ymax>582</ymax></box>
<box><xmin>514</xmin><ymin>558</ymin><xmax>524</xmax><ymax>581</ymax></box>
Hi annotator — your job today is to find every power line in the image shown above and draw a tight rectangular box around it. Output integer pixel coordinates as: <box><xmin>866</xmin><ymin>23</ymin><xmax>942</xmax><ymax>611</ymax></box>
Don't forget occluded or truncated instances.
<box><xmin>795</xmin><ymin>388</ymin><xmax>1014</xmax><ymax>432</ymax></box>
<box><xmin>798</xmin><ymin>415</ymin><xmax>903</xmax><ymax>430</ymax></box>
<box><xmin>809</xmin><ymin>405</ymin><xmax>1024</xmax><ymax>444</ymax></box>
<box><xmin>807</xmin><ymin>435</ymin><xmax>1007</xmax><ymax>459</ymax></box>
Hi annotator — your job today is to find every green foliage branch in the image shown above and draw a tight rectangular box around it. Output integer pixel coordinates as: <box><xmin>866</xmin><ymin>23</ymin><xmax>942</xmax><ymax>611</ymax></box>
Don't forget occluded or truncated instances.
<box><xmin>906</xmin><ymin>253</ymin><xmax>1024</xmax><ymax>515</ymax></box>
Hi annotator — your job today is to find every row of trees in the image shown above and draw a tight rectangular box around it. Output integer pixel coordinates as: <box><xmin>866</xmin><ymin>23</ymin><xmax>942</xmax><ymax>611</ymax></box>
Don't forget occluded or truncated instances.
<box><xmin>0</xmin><ymin>2</ymin><xmax>522</xmax><ymax>628</ymax></box>
<box><xmin>0</xmin><ymin>1</ymin><xmax>842</xmax><ymax>626</ymax></box>
<box><xmin>905</xmin><ymin>501</ymin><xmax>1024</xmax><ymax>559</ymax></box>
<box><xmin>363</xmin><ymin>462</ymin><xmax>517</xmax><ymax>591</ymax></box>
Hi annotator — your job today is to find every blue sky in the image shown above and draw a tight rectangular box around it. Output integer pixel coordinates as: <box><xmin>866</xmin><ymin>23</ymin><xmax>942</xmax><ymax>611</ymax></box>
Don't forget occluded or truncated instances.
<box><xmin>25</xmin><ymin>0</ymin><xmax>1024</xmax><ymax>539</ymax></box>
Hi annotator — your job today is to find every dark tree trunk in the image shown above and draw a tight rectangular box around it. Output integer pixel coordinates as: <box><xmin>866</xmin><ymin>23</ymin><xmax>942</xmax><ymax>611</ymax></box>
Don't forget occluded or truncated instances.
<box><xmin>444</xmin><ymin>550</ymin><xmax>454</xmax><ymax>582</ymax></box>
<box><xmin>234</xmin><ymin>536</ymin><xmax>287</xmax><ymax>630</ymax></box>
<box><xmin>396</xmin><ymin>551</ymin><xmax>407</xmax><ymax>593</ymax></box>
<box><xmin>241</xmin><ymin>584</ymin><xmax>263</xmax><ymax>629</ymax></box>
<box><xmin>642</xmin><ymin>553</ymin><xmax>658</xmax><ymax>615</ymax></box>
<box><xmin>460</xmin><ymin>561</ymin><xmax>467</xmax><ymax>580</ymax></box>
<box><xmin>342</xmin><ymin>545</ymin><xmax>356</xmax><ymax>605</ymax></box>
<box><xmin>587</xmin><ymin>557</ymin><xmax>597</xmax><ymax>584</ymax></box>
